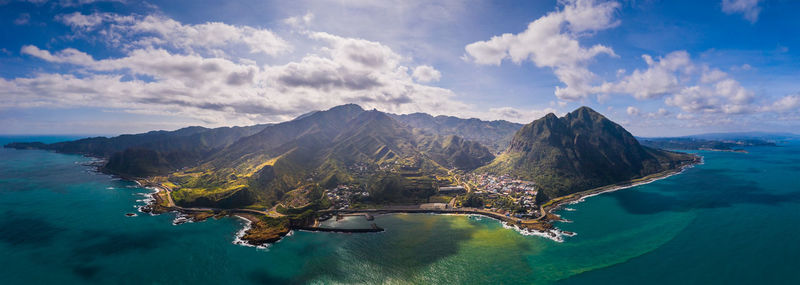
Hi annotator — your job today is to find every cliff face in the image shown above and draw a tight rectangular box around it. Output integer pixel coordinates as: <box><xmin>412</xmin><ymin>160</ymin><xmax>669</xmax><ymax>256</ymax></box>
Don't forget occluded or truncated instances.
<box><xmin>480</xmin><ymin>107</ymin><xmax>696</xmax><ymax>201</ymax></box>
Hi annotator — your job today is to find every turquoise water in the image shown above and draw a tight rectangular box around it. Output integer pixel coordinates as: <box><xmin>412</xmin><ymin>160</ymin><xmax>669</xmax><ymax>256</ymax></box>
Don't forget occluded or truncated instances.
<box><xmin>1</xmin><ymin>136</ymin><xmax>799</xmax><ymax>284</ymax></box>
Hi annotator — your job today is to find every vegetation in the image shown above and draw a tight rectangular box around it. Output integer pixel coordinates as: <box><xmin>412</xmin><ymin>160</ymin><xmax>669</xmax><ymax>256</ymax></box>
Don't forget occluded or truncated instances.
<box><xmin>391</xmin><ymin>112</ymin><xmax>522</xmax><ymax>154</ymax></box>
<box><xmin>460</xmin><ymin>193</ymin><xmax>484</xmax><ymax>208</ymax></box>
<box><xmin>477</xmin><ymin>107</ymin><xmax>696</xmax><ymax>201</ymax></box>
<box><xmin>4</xmin><ymin>104</ymin><xmax>696</xmax><ymax>212</ymax></box>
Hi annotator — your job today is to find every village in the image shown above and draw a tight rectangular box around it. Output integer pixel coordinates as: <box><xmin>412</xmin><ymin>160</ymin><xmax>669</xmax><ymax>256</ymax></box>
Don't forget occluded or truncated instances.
<box><xmin>462</xmin><ymin>173</ymin><xmax>539</xmax><ymax>218</ymax></box>
<box><xmin>323</xmin><ymin>169</ymin><xmax>540</xmax><ymax>219</ymax></box>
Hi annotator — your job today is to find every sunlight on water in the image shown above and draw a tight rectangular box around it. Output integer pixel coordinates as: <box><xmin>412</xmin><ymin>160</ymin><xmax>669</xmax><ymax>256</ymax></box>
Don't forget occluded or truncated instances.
<box><xmin>1</xmin><ymin>136</ymin><xmax>799</xmax><ymax>284</ymax></box>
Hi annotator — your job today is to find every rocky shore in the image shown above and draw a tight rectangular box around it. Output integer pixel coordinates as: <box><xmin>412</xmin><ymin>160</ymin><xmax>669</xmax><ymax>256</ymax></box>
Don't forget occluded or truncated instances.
<box><xmin>136</xmin><ymin>182</ymin><xmax>307</xmax><ymax>247</ymax></box>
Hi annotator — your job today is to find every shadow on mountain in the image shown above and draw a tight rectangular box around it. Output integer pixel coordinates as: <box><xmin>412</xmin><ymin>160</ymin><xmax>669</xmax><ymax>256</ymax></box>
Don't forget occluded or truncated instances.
<box><xmin>610</xmin><ymin>168</ymin><xmax>800</xmax><ymax>215</ymax></box>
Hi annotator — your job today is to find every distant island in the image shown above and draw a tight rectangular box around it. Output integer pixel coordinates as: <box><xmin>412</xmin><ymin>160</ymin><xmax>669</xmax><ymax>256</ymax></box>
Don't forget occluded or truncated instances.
<box><xmin>5</xmin><ymin>105</ymin><xmax>699</xmax><ymax>245</ymax></box>
<box><xmin>639</xmin><ymin>136</ymin><xmax>778</xmax><ymax>153</ymax></box>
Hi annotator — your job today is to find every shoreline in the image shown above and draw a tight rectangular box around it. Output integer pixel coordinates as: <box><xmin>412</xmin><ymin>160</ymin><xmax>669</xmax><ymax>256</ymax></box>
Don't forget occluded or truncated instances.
<box><xmin>131</xmin><ymin>155</ymin><xmax>701</xmax><ymax>246</ymax></box>
<box><xmin>540</xmin><ymin>157</ymin><xmax>702</xmax><ymax>220</ymax></box>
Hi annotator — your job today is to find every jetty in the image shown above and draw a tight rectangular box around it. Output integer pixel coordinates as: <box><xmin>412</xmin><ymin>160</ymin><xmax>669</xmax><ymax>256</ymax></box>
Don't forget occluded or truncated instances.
<box><xmin>298</xmin><ymin>223</ymin><xmax>384</xmax><ymax>233</ymax></box>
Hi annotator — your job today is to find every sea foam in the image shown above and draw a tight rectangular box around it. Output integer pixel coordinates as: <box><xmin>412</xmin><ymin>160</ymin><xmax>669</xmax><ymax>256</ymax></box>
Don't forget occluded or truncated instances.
<box><xmin>232</xmin><ymin>215</ymin><xmax>270</xmax><ymax>250</ymax></box>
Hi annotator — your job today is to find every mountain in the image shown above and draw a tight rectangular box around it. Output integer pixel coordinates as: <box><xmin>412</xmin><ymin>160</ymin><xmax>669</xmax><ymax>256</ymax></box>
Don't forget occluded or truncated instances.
<box><xmin>166</xmin><ymin>105</ymin><xmax>495</xmax><ymax>208</ymax></box>
<box><xmin>390</xmin><ymin>113</ymin><xmax>523</xmax><ymax>153</ymax></box>
<box><xmin>5</xmin><ymin>104</ymin><xmax>697</xmax><ymax>210</ymax></box>
<box><xmin>417</xmin><ymin>134</ymin><xmax>495</xmax><ymax>170</ymax></box>
<box><xmin>4</xmin><ymin>124</ymin><xmax>270</xmax><ymax>177</ymax></box>
<box><xmin>477</xmin><ymin>107</ymin><xmax>696</xmax><ymax>202</ymax></box>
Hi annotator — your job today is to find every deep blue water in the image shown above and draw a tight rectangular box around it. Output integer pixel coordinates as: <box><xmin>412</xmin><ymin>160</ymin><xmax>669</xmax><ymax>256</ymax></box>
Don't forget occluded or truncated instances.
<box><xmin>1</xmin><ymin>136</ymin><xmax>799</xmax><ymax>284</ymax></box>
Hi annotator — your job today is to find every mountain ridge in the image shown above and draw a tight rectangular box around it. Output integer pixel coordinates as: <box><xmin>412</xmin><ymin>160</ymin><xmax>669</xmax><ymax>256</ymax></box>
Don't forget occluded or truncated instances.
<box><xmin>4</xmin><ymin>104</ymin><xmax>696</xmax><ymax>209</ymax></box>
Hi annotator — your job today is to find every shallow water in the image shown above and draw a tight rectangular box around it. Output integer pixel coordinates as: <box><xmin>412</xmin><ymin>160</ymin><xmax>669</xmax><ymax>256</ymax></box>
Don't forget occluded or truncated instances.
<box><xmin>1</xmin><ymin>136</ymin><xmax>798</xmax><ymax>284</ymax></box>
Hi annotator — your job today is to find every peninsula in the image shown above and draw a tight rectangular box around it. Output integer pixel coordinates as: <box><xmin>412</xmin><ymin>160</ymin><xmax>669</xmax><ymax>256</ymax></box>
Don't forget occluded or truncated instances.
<box><xmin>5</xmin><ymin>104</ymin><xmax>699</xmax><ymax>245</ymax></box>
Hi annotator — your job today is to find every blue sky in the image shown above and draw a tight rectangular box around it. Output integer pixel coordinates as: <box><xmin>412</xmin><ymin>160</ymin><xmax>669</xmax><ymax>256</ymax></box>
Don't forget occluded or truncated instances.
<box><xmin>1</xmin><ymin>0</ymin><xmax>798</xmax><ymax>136</ymax></box>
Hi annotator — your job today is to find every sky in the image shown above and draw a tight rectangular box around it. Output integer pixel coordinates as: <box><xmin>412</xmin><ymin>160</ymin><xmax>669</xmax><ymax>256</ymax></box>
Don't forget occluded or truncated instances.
<box><xmin>1</xmin><ymin>0</ymin><xmax>799</xmax><ymax>136</ymax></box>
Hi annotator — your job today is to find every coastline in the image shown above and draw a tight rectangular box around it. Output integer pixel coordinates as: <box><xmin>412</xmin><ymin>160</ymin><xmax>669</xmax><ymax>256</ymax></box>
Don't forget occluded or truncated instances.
<box><xmin>135</xmin><ymin>180</ymin><xmax>302</xmax><ymax>247</ymax></box>
<box><xmin>129</xmin><ymin>154</ymin><xmax>701</xmax><ymax>247</ymax></box>
<box><xmin>539</xmin><ymin>157</ymin><xmax>702</xmax><ymax>220</ymax></box>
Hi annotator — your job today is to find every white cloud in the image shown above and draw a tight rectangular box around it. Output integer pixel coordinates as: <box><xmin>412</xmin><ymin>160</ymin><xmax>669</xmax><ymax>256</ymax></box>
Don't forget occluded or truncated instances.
<box><xmin>464</xmin><ymin>0</ymin><xmax>620</xmax><ymax>101</ymax></box>
<box><xmin>599</xmin><ymin>50</ymin><xmax>760</xmax><ymax>115</ymax></box>
<box><xmin>598</xmin><ymin>51</ymin><xmax>692</xmax><ymax>99</ymax></box>
<box><xmin>487</xmin><ymin>106</ymin><xmax>558</xmax><ymax>123</ymax></box>
<box><xmin>626</xmin><ymin>106</ymin><xmax>640</xmax><ymax>116</ymax></box>
<box><xmin>57</xmin><ymin>12</ymin><xmax>108</xmax><ymax>30</ymax></box>
<box><xmin>6</xmin><ymin>14</ymin><xmax>476</xmax><ymax>125</ymax></box>
<box><xmin>284</xmin><ymin>12</ymin><xmax>314</xmax><ymax>27</ymax></box>
<box><xmin>21</xmin><ymin>45</ymin><xmax>95</xmax><ymax>65</ymax></box>
<box><xmin>665</xmin><ymin>78</ymin><xmax>755</xmax><ymax>114</ymax></box>
<box><xmin>58</xmin><ymin>12</ymin><xmax>292</xmax><ymax>56</ymax></box>
<box><xmin>700</xmin><ymin>67</ymin><xmax>728</xmax><ymax>84</ymax></box>
<box><xmin>412</xmin><ymin>65</ymin><xmax>441</xmax><ymax>83</ymax></box>
<box><xmin>651</xmin><ymin>108</ymin><xmax>671</xmax><ymax>118</ymax></box>
<box><xmin>722</xmin><ymin>0</ymin><xmax>762</xmax><ymax>23</ymax></box>
<box><xmin>763</xmin><ymin>95</ymin><xmax>800</xmax><ymax>113</ymax></box>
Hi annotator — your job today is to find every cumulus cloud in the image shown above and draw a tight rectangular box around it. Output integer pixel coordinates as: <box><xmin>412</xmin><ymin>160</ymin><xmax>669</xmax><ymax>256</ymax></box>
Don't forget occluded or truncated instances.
<box><xmin>665</xmin><ymin>79</ymin><xmax>755</xmax><ymax>114</ymax></box>
<box><xmin>412</xmin><ymin>65</ymin><xmax>441</xmax><ymax>83</ymax></box>
<box><xmin>599</xmin><ymin>50</ymin><xmax>758</xmax><ymax>115</ymax></box>
<box><xmin>58</xmin><ymin>12</ymin><xmax>292</xmax><ymax>56</ymax></box>
<box><xmin>5</xmin><ymin>14</ymin><xmax>475</xmax><ymax>125</ymax></box>
<box><xmin>598</xmin><ymin>51</ymin><xmax>693</xmax><ymax>99</ymax></box>
<box><xmin>722</xmin><ymin>0</ymin><xmax>762</xmax><ymax>23</ymax></box>
<box><xmin>464</xmin><ymin>0</ymin><xmax>620</xmax><ymax>101</ymax></box>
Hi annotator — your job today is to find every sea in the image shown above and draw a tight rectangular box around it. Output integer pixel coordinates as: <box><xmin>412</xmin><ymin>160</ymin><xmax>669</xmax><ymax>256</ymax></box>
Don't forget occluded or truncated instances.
<box><xmin>1</xmin><ymin>135</ymin><xmax>799</xmax><ymax>284</ymax></box>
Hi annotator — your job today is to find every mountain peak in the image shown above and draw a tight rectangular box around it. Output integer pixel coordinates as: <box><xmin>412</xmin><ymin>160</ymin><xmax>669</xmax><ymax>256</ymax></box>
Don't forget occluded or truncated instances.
<box><xmin>482</xmin><ymin>107</ymin><xmax>696</xmax><ymax>201</ymax></box>
<box><xmin>543</xmin><ymin>113</ymin><xmax>558</xmax><ymax>121</ymax></box>
<box><xmin>327</xmin><ymin>103</ymin><xmax>364</xmax><ymax>113</ymax></box>
<box><xmin>573</xmin><ymin>106</ymin><xmax>598</xmax><ymax>114</ymax></box>
<box><xmin>565</xmin><ymin>106</ymin><xmax>605</xmax><ymax>122</ymax></box>
<box><xmin>345</xmin><ymin>109</ymin><xmax>403</xmax><ymax>133</ymax></box>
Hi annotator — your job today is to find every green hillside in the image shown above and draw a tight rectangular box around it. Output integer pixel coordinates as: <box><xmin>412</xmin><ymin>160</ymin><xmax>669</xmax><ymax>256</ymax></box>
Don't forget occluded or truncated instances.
<box><xmin>166</xmin><ymin>106</ymin><xmax>494</xmax><ymax>208</ymax></box>
<box><xmin>391</xmin><ymin>112</ymin><xmax>522</xmax><ymax>153</ymax></box>
<box><xmin>5</xmin><ymin>104</ymin><xmax>696</xmax><ymax>209</ymax></box>
<box><xmin>477</xmin><ymin>107</ymin><xmax>696</xmax><ymax>201</ymax></box>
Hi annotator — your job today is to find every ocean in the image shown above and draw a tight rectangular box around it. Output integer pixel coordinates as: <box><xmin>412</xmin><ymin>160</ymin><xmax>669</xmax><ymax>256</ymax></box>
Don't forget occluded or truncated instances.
<box><xmin>1</xmin><ymin>136</ymin><xmax>798</xmax><ymax>284</ymax></box>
